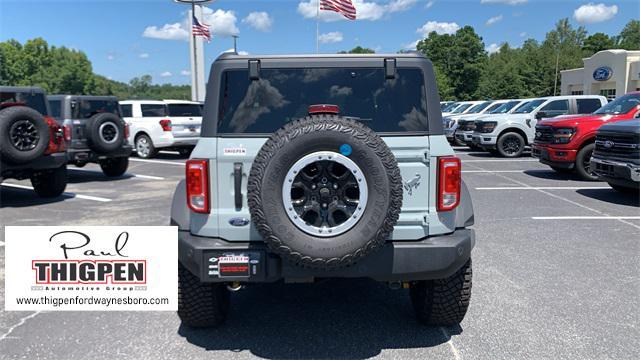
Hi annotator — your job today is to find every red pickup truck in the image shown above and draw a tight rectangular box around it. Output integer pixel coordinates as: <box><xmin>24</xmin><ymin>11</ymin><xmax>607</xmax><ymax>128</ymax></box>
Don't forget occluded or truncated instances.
<box><xmin>532</xmin><ymin>92</ymin><xmax>640</xmax><ymax>180</ymax></box>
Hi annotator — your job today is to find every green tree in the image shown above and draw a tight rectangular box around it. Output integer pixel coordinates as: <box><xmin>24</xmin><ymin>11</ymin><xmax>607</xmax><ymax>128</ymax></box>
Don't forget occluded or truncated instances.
<box><xmin>338</xmin><ymin>46</ymin><xmax>375</xmax><ymax>54</ymax></box>
<box><xmin>582</xmin><ymin>32</ymin><xmax>615</xmax><ymax>55</ymax></box>
<box><xmin>616</xmin><ymin>20</ymin><xmax>640</xmax><ymax>50</ymax></box>
<box><xmin>540</xmin><ymin>18</ymin><xmax>587</xmax><ymax>96</ymax></box>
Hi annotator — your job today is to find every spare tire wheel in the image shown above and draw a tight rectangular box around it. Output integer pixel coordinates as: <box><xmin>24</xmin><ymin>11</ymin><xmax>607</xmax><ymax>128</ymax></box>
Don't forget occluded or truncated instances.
<box><xmin>86</xmin><ymin>113</ymin><xmax>125</xmax><ymax>153</ymax></box>
<box><xmin>0</xmin><ymin>106</ymin><xmax>50</xmax><ymax>164</ymax></box>
<box><xmin>248</xmin><ymin>115</ymin><xmax>403</xmax><ymax>269</ymax></box>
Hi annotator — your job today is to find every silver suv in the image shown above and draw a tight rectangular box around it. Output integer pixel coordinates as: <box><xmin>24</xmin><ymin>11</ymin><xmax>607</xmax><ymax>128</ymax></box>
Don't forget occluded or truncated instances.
<box><xmin>171</xmin><ymin>53</ymin><xmax>475</xmax><ymax>327</ymax></box>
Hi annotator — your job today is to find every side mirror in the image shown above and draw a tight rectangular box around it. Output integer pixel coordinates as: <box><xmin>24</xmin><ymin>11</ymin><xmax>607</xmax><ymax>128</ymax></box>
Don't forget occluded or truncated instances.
<box><xmin>535</xmin><ymin>111</ymin><xmax>547</xmax><ymax>120</ymax></box>
<box><xmin>70</xmin><ymin>100</ymin><xmax>77</xmax><ymax>109</ymax></box>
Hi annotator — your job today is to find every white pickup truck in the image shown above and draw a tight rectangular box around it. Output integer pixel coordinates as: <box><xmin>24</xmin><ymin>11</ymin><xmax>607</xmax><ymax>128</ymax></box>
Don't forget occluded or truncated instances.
<box><xmin>471</xmin><ymin>95</ymin><xmax>607</xmax><ymax>157</ymax></box>
<box><xmin>120</xmin><ymin>100</ymin><xmax>202</xmax><ymax>158</ymax></box>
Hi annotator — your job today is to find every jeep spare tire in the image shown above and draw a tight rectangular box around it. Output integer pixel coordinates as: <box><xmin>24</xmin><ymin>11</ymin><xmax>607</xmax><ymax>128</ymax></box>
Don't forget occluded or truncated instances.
<box><xmin>86</xmin><ymin>113</ymin><xmax>125</xmax><ymax>153</ymax></box>
<box><xmin>0</xmin><ymin>106</ymin><xmax>50</xmax><ymax>164</ymax></box>
<box><xmin>248</xmin><ymin>115</ymin><xmax>403</xmax><ymax>269</ymax></box>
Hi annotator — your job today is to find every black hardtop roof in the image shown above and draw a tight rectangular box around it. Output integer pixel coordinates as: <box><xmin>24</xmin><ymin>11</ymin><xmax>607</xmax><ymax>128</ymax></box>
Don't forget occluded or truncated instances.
<box><xmin>0</xmin><ymin>86</ymin><xmax>46</xmax><ymax>94</ymax></box>
<box><xmin>48</xmin><ymin>95</ymin><xmax>119</xmax><ymax>101</ymax></box>
<box><xmin>216</xmin><ymin>52</ymin><xmax>426</xmax><ymax>61</ymax></box>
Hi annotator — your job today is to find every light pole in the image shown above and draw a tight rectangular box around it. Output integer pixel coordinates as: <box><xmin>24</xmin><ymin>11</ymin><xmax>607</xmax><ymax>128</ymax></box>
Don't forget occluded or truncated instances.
<box><xmin>174</xmin><ymin>0</ymin><xmax>214</xmax><ymax>101</ymax></box>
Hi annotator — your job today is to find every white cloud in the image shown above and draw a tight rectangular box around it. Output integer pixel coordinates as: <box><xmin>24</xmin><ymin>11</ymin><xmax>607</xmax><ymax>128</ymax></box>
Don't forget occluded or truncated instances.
<box><xmin>143</xmin><ymin>23</ymin><xmax>189</xmax><ymax>41</ymax></box>
<box><xmin>486</xmin><ymin>15</ymin><xmax>503</xmax><ymax>26</ymax></box>
<box><xmin>298</xmin><ymin>0</ymin><xmax>416</xmax><ymax>22</ymax></box>
<box><xmin>486</xmin><ymin>43</ymin><xmax>500</xmax><ymax>54</ymax></box>
<box><xmin>318</xmin><ymin>31</ymin><xmax>344</xmax><ymax>44</ymax></box>
<box><xmin>242</xmin><ymin>11</ymin><xmax>273</xmax><ymax>32</ymax></box>
<box><xmin>573</xmin><ymin>3</ymin><xmax>618</xmax><ymax>24</ymax></box>
<box><xmin>107</xmin><ymin>54</ymin><xmax>115</xmax><ymax>61</ymax></box>
<box><xmin>404</xmin><ymin>39</ymin><xmax>421</xmax><ymax>50</ymax></box>
<box><xmin>180</xmin><ymin>70</ymin><xmax>191</xmax><ymax>76</ymax></box>
<box><xmin>425</xmin><ymin>1</ymin><xmax>435</xmax><ymax>9</ymax></box>
<box><xmin>417</xmin><ymin>21</ymin><xmax>460</xmax><ymax>37</ymax></box>
<box><xmin>139</xmin><ymin>53</ymin><xmax>149</xmax><ymax>59</ymax></box>
<box><xmin>520</xmin><ymin>32</ymin><xmax>527</xmax><ymax>37</ymax></box>
<box><xmin>160</xmin><ymin>71</ymin><xmax>173</xmax><ymax>77</ymax></box>
<box><xmin>142</xmin><ymin>7</ymin><xmax>238</xmax><ymax>41</ymax></box>
<box><xmin>481</xmin><ymin>0</ymin><xmax>527</xmax><ymax>5</ymax></box>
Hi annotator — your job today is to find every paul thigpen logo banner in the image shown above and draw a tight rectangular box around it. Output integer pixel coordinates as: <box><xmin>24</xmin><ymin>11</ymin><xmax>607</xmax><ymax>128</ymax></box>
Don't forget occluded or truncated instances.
<box><xmin>5</xmin><ymin>226</ymin><xmax>177</xmax><ymax>311</ymax></box>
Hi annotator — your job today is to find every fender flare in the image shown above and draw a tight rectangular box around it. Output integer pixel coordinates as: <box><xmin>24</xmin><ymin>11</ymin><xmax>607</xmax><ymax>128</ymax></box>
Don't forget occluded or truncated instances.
<box><xmin>454</xmin><ymin>180</ymin><xmax>474</xmax><ymax>228</ymax></box>
<box><xmin>170</xmin><ymin>180</ymin><xmax>190</xmax><ymax>230</ymax></box>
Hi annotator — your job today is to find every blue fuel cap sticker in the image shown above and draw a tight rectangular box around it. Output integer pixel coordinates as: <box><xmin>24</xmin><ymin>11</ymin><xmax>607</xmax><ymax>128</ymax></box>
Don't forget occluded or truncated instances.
<box><xmin>339</xmin><ymin>144</ymin><xmax>352</xmax><ymax>156</ymax></box>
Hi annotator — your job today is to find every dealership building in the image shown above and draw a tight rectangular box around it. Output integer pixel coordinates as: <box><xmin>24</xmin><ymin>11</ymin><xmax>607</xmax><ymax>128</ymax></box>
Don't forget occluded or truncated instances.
<box><xmin>561</xmin><ymin>49</ymin><xmax>640</xmax><ymax>100</ymax></box>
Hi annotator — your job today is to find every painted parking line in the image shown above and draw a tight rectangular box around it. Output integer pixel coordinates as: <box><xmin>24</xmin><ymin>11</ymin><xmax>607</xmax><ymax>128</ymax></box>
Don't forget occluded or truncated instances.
<box><xmin>533</xmin><ymin>216</ymin><xmax>640</xmax><ymax>220</ymax></box>
<box><xmin>69</xmin><ymin>168</ymin><xmax>165</xmax><ymax>180</ymax></box>
<box><xmin>1</xmin><ymin>183</ymin><xmax>112</xmax><ymax>202</ymax></box>
<box><xmin>463</xmin><ymin>170</ymin><xmax>528</xmax><ymax>173</ymax></box>
<box><xmin>129</xmin><ymin>158</ymin><xmax>186</xmax><ymax>166</ymax></box>
<box><xmin>476</xmin><ymin>186</ymin><xmax>610</xmax><ymax>190</ymax></box>
<box><xmin>462</xmin><ymin>159</ymin><xmax>538</xmax><ymax>163</ymax></box>
<box><xmin>0</xmin><ymin>241</ymin><xmax>5</xmax><ymax>247</ymax></box>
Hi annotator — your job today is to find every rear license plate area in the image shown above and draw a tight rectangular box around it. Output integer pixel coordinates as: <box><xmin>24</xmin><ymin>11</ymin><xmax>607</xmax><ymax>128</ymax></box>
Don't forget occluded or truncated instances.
<box><xmin>206</xmin><ymin>251</ymin><xmax>264</xmax><ymax>279</ymax></box>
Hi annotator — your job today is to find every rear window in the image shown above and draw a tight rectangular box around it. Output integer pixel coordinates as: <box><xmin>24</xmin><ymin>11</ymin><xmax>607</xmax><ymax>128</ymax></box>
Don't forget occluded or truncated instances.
<box><xmin>168</xmin><ymin>104</ymin><xmax>201</xmax><ymax>117</ymax></box>
<box><xmin>73</xmin><ymin>100</ymin><xmax>120</xmax><ymax>119</ymax></box>
<box><xmin>0</xmin><ymin>91</ymin><xmax>48</xmax><ymax>115</ymax></box>
<box><xmin>140</xmin><ymin>104</ymin><xmax>167</xmax><ymax>117</ymax></box>
<box><xmin>217</xmin><ymin>67</ymin><xmax>428</xmax><ymax>134</ymax></box>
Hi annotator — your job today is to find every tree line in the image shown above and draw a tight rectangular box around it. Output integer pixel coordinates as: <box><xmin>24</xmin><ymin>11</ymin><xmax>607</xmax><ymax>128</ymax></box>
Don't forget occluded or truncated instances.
<box><xmin>0</xmin><ymin>38</ymin><xmax>190</xmax><ymax>100</ymax></box>
<box><xmin>1</xmin><ymin>19</ymin><xmax>638</xmax><ymax>101</ymax></box>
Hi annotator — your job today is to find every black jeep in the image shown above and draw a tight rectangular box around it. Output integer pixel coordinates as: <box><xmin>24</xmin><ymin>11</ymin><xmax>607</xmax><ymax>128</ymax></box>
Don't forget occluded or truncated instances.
<box><xmin>0</xmin><ymin>86</ymin><xmax>67</xmax><ymax>197</ymax></box>
<box><xmin>48</xmin><ymin>95</ymin><xmax>132</xmax><ymax>176</ymax></box>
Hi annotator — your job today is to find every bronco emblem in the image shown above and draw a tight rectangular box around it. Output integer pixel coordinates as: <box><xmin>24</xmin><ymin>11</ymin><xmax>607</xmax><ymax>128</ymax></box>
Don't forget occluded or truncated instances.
<box><xmin>404</xmin><ymin>174</ymin><xmax>421</xmax><ymax>196</ymax></box>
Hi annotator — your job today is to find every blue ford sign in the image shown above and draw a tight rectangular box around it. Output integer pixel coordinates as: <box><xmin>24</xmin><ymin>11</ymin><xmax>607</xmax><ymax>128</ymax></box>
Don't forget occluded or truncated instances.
<box><xmin>593</xmin><ymin>66</ymin><xmax>612</xmax><ymax>81</ymax></box>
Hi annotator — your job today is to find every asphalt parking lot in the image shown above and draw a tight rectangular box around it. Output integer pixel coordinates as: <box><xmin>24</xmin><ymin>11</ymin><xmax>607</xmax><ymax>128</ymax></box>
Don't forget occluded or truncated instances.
<box><xmin>1</xmin><ymin>148</ymin><xmax>639</xmax><ymax>360</ymax></box>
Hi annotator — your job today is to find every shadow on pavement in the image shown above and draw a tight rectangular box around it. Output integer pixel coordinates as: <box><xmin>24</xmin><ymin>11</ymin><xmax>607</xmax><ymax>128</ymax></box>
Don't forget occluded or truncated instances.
<box><xmin>523</xmin><ymin>169</ymin><xmax>587</xmax><ymax>182</ymax></box>
<box><xmin>0</xmin><ymin>186</ymin><xmax>67</xmax><ymax>208</ymax></box>
<box><xmin>67</xmin><ymin>168</ymin><xmax>134</xmax><ymax>183</ymax></box>
<box><xmin>178</xmin><ymin>279</ymin><xmax>459</xmax><ymax>358</ymax></box>
<box><xmin>577</xmin><ymin>188</ymin><xmax>640</xmax><ymax>207</ymax></box>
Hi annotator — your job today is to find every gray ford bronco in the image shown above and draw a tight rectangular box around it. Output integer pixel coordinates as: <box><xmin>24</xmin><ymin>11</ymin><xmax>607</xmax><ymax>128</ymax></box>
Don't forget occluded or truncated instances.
<box><xmin>48</xmin><ymin>95</ymin><xmax>132</xmax><ymax>176</ymax></box>
<box><xmin>171</xmin><ymin>53</ymin><xmax>475</xmax><ymax>327</ymax></box>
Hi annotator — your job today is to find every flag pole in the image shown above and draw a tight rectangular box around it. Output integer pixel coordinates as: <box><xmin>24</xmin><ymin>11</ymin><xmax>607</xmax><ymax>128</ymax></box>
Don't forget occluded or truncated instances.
<box><xmin>191</xmin><ymin>3</ymin><xmax>199</xmax><ymax>101</ymax></box>
<box><xmin>316</xmin><ymin>0</ymin><xmax>319</xmax><ymax>53</ymax></box>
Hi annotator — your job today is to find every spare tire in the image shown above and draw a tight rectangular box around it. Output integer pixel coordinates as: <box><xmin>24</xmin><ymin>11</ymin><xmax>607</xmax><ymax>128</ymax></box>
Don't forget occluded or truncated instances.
<box><xmin>86</xmin><ymin>113</ymin><xmax>125</xmax><ymax>153</ymax></box>
<box><xmin>248</xmin><ymin>115</ymin><xmax>403</xmax><ymax>269</ymax></box>
<box><xmin>0</xmin><ymin>106</ymin><xmax>50</xmax><ymax>164</ymax></box>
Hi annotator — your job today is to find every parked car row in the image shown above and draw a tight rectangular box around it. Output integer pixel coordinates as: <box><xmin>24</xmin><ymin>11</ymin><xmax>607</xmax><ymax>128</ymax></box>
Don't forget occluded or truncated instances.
<box><xmin>0</xmin><ymin>86</ymin><xmax>203</xmax><ymax>198</ymax></box>
<box><xmin>444</xmin><ymin>92</ymin><xmax>640</xmax><ymax>192</ymax></box>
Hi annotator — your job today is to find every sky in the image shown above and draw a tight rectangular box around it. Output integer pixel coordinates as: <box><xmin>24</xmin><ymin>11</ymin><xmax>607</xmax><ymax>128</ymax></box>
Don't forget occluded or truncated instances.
<box><xmin>1</xmin><ymin>0</ymin><xmax>638</xmax><ymax>85</ymax></box>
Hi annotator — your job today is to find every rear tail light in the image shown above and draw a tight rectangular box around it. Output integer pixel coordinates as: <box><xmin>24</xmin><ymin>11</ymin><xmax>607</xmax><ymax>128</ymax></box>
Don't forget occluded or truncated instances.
<box><xmin>124</xmin><ymin>123</ymin><xmax>130</xmax><ymax>139</ymax></box>
<box><xmin>63</xmin><ymin>124</ymin><xmax>72</xmax><ymax>141</ymax></box>
<box><xmin>308</xmin><ymin>104</ymin><xmax>340</xmax><ymax>115</ymax></box>
<box><xmin>186</xmin><ymin>159</ymin><xmax>210</xmax><ymax>213</ymax></box>
<box><xmin>44</xmin><ymin>116</ymin><xmax>65</xmax><ymax>154</ymax></box>
<box><xmin>159</xmin><ymin>119</ymin><xmax>172</xmax><ymax>131</ymax></box>
<box><xmin>437</xmin><ymin>156</ymin><xmax>461</xmax><ymax>211</ymax></box>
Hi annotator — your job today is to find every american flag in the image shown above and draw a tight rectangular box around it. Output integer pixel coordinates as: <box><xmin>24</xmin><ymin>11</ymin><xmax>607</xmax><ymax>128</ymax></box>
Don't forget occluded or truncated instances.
<box><xmin>320</xmin><ymin>0</ymin><xmax>357</xmax><ymax>20</ymax></box>
<box><xmin>192</xmin><ymin>15</ymin><xmax>211</xmax><ymax>42</ymax></box>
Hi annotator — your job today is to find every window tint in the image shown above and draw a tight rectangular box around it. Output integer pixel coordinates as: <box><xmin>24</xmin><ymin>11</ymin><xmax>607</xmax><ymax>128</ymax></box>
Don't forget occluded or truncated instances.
<box><xmin>451</xmin><ymin>103</ymin><xmax>472</xmax><ymax>114</ymax></box>
<box><xmin>541</xmin><ymin>100</ymin><xmax>569</xmax><ymax>112</ymax></box>
<box><xmin>73</xmin><ymin>100</ymin><xmax>120</xmax><ymax>119</ymax></box>
<box><xmin>484</xmin><ymin>102</ymin><xmax>503</xmax><ymax>113</ymax></box>
<box><xmin>167</xmin><ymin>104</ymin><xmax>201</xmax><ymax>117</ymax></box>
<box><xmin>49</xmin><ymin>100</ymin><xmax>62</xmax><ymax>119</ymax></box>
<box><xmin>141</xmin><ymin>104</ymin><xmax>167</xmax><ymax>117</ymax></box>
<box><xmin>120</xmin><ymin>104</ymin><xmax>133</xmax><ymax>117</ymax></box>
<box><xmin>466</xmin><ymin>101</ymin><xmax>492</xmax><ymax>114</ymax></box>
<box><xmin>576</xmin><ymin>99</ymin><xmax>602</xmax><ymax>114</ymax></box>
<box><xmin>513</xmin><ymin>99</ymin><xmax>544</xmax><ymax>114</ymax></box>
<box><xmin>490</xmin><ymin>100</ymin><xmax>520</xmax><ymax>114</ymax></box>
<box><xmin>0</xmin><ymin>91</ymin><xmax>48</xmax><ymax>115</ymax></box>
<box><xmin>594</xmin><ymin>93</ymin><xmax>640</xmax><ymax>115</ymax></box>
<box><xmin>217</xmin><ymin>68</ymin><xmax>429</xmax><ymax>134</ymax></box>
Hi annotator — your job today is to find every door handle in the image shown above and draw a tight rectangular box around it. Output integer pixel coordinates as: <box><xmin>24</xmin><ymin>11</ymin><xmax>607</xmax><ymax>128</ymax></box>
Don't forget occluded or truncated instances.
<box><xmin>234</xmin><ymin>163</ymin><xmax>243</xmax><ymax>210</ymax></box>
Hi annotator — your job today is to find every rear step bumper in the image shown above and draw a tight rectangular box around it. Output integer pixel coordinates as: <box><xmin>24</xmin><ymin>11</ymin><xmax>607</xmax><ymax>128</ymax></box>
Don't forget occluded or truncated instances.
<box><xmin>178</xmin><ymin>229</ymin><xmax>475</xmax><ymax>282</ymax></box>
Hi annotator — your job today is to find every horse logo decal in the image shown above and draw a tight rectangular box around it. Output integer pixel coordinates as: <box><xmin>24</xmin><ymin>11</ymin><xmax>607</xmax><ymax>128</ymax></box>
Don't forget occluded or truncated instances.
<box><xmin>404</xmin><ymin>174</ymin><xmax>421</xmax><ymax>196</ymax></box>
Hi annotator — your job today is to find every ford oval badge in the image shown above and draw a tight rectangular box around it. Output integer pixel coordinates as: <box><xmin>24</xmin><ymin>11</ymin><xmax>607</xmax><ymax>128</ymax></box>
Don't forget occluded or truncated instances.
<box><xmin>593</xmin><ymin>66</ymin><xmax>612</xmax><ymax>81</ymax></box>
<box><xmin>229</xmin><ymin>218</ymin><xmax>250</xmax><ymax>227</ymax></box>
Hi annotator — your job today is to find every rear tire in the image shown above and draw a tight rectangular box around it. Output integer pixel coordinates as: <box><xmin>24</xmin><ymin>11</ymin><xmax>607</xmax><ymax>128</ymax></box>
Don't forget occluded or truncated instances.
<box><xmin>496</xmin><ymin>132</ymin><xmax>525</xmax><ymax>158</ymax></box>
<box><xmin>99</xmin><ymin>157</ymin><xmax>128</xmax><ymax>177</ymax></box>
<box><xmin>574</xmin><ymin>143</ymin><xmax>597</xmax><ymax>181</ymax></box>
<box><xmin>178</xmin><ymin>263</ymin><xmax>230</xmax><ymax>328</ymax></box>
<box><xmin>0</xmin><ymin>106</ymin><xmax>50</xmax><ymax>164</ymax></box>
<box><xmin>411</xmin><ymin>259</ymin><xmax>472</xmax><ymax>326</ymax></box>
<box><xmin>135</xmin><ymin>134</ymin><xmax>156</xmax><ymax>159</ymax></box>
<box><xmin>30</xmin><ymin>165</ymin><xmax>67</xmax><ymax>198</ymax></box>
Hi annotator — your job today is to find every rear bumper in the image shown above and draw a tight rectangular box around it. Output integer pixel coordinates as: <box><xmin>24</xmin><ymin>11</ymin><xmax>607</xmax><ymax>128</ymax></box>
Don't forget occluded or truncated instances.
<box><xmin>178</xmin><ymin>229</ymin><xmax>475</xmax><ymax>283</ymax></box>
<box><xmin>591</xmin><ymin>155</ymin><xmax>640</xmax><ymax>187</ymax></box>
<box><xmin>67</xmin><ymin>145</ymin><xmax>132</xmax><ymax>164</ymax></box>
<box><xmin>1</xmin><ymin>152</ymin><xmax>66</xmax><ymax>179</ymax></box>
<box><xmin>531</xmin><ymin>144</ymin><xmax>577</xmax><ymax>168</ymax></box>
<box><xmin>153</xmin><ymin>133</ymin><xmax>199</xmax><ymax>149</ymax></box>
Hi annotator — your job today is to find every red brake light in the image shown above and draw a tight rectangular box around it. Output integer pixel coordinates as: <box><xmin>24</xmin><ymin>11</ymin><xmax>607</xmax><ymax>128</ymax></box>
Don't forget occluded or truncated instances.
<box><xmin>63</xmin><ymin>124</ymin><xmax>72</xmax><ymax>141</ymax></box>
<box><xmin>159</xmin><ymin>119</ymin><xmax>172</xmax><ymax>131</ymax></box>
<box><xmin>437</xmin><ymin>156</ymin><xmax>461</xmax><ymax>211</ymax></box>
<box><xmin>124</xmin><ymin>123</ymin><xmax>130</xmax><ymax>139</ymax></box>
<box><xmin>44</xmin><ymin>116</ymin><xmax>65</xmax><ymax>154</ymax></box>
<box><xmin>308</xmin><ymin>104</ymin><xmax>340</xmax><ymax>115</ymax></box>
<box><xmin>186</xmin><ymin>159</ymin><xmax>210</xmax><ymax>214</ymax></box>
